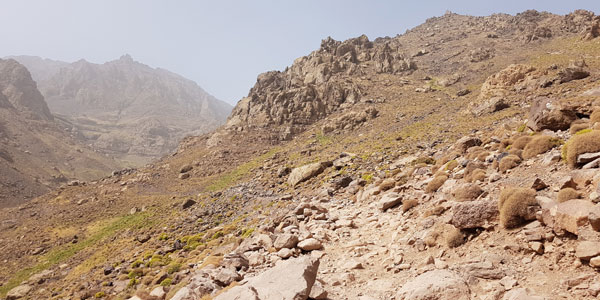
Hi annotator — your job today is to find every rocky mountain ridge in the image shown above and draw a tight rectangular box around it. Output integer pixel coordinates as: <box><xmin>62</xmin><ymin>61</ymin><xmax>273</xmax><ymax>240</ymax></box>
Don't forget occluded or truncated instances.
<box><xmin>9</xmin><ymin>54</ymin><xmax>232</xmax><ymax>164</ymax></box>
<box><xmin>2</xmin><ymin>9</ymin><xmax>600</xmax><ymax>300</ymax></box>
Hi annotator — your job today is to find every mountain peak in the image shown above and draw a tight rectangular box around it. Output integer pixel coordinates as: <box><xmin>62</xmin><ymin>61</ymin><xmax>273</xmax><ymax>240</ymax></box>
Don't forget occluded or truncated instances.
<box><xmin>119</xmin><ymin>54</ymin><xmax>134</xmax><ymax>63</ymax></box>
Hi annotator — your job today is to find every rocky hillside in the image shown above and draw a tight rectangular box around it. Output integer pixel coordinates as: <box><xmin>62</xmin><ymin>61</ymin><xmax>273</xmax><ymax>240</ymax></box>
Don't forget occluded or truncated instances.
<box><xmin>10</xmin><ymin>55</ymin><xmax>232</xmax><ymax>164</ymax></box>
<box><xmin>0</xmin><ymin>58</ymin><xmax>121</xmax><ymax>208</ymax></box>
<box><xmin>2</xmin><ymin>9</ymin><xmax>600</xmax><ymax>300</ymax></box>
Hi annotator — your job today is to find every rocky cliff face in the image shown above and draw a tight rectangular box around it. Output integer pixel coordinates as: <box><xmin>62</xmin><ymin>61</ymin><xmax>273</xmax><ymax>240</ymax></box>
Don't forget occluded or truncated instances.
<box><xmin>0</xmin><ymin>59</ymin><xmax>120</xmax><ymax>208</ymax></box>
<box><xmin>0</xmin><ymin>59</ymin><xmax>53</xmax><ymax>120</ymax></box>
<box><xmin>223</xmin><ymin>10</ymin><xmax>600</xmax><ymax>143</ymax></box>
<box><xmin>11</xmin><ymin>55</ymin><xmax>232</xmax><ymax>163</ymax></box>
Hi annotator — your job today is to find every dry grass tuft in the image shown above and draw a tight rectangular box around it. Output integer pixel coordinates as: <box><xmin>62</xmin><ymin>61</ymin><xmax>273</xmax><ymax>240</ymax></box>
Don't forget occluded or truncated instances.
<box><xmin>570</xmin><ymin>122</ymin><xmax>589</xmax><ymax>134</ymax></box>
<box><xmin>498</xmin><ymin>188</ymin><xmax>537</xmax><ymax>229</ymax></box>
<box><xmin>466</xmin><ymin>168</ymin><xmax>486</xmax><ymax>183</ymax></box>
<box><xmin>499</xmin><ymin>155</ymin><xmax>521</xmax><ymax>173</ymax></box>
<box><xmin>557</xmin><ymin>188</ymin><xmax>582</xmax><ymax>203</ymax></box>
<box><xmin>513</xmin><ymin>136</ymin><xmax>532</xmax><ymax>150</ymax></box>
<box><xmin>563</xmin><ymin>130</ymin><xmax>600</xmax><ymax>167</ymax></box>
<box><xmin>425</xmin><ymin>175</ymin><xmax>448</xmax><ymax>193</ymax></box>
<box><xmin>402</xmin><ymin>198</ymin><xmax>419</xmax><ymax>212</ymax></box>
<box><xmin>522</xmin><ymin>135</ymin><xmax>561</xmax><ymax>159</ymax></box>
<box><xmin>445</xmin><ymin>226</ymin><xmax>465</xmax><ymax>248</ymax></box>
<box><xmin>453</xmin><ymin>183</ymin><xmax>484</xmax><ymax>201</ymax></box>
<box><xmin>423</xmin><ymin>205</ymin><xmax>446</xmax><ymax>217</ymax></box>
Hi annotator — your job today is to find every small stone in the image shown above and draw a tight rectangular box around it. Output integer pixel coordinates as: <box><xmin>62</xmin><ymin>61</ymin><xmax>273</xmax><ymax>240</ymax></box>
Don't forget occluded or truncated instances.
<box><xmin>136</xmin><ymin>234</ymin><xmax>151</xmax><ymax>243</ymax></box>
<box><xmin>298</xmin><ymin>238</ymin><xmax>322</xmax><ymax>251</ymax></box>
<box><xmin>6</xmin><ymin>285</ymin><xmax>32</xmax><ymax>300</ymax></box>
<box><xmin>529</xmin><ymin>242</ymin><xmax>544</xmax><ymax>254</ymax></box>
<box><xmin>273</xmin><ymin>234</ymin><xmax>299</xmax><ymax>250</ymax></box>
<box><xmin>576</xmin><ymin>241</ymin><xmax>600</xmax><ymax>260</ymax></box>
<box><xmin>344</xmin><ymin>260</ymin><xmax>364</xmax><ymax>270</ymax></box>
<box><xmin>150</xmin><ymin>286</ymin><xmax>166</xmax><ymax>298</ymax></box>
<box><xmin>378</xmin><ymin>192</ymin><xmax>402</xmax><ymax>211</ymax></box>
<box><xmin>178</xmin><ymin>173</ymin><xmax>190</xmax><ymax>179</ymax></box>
<box><xmin>276</xmin><ymin>248</ymin><xmax>294</xmax><ymax>259</ymax></box>
<box><xmin>531</xmin><ymin>178</ymin><xmax>548</xmax><ymax>191</ymax></box>
<box><xmin>590</xmin><ymin>256</ymin><xmax>600</xmax><ymax>268</ymax></box>
<box><xmin>499</xmin><ymin>276</ymin><xmax>518</xmax><ymax>290</ymax></box>
<box><xmin>182</xmin><ymin>199</ymin><xmax>196</xmax><ymax>209</ymax></box>
<box><xmin>179</xmin><ymin>164</ymin><xmax>193</xmax><ymax>173</ymax></box>
<box><xmin>398</xmin><ymin>263</ymin><xmax>411</xmax><ymax>270</ymax></box>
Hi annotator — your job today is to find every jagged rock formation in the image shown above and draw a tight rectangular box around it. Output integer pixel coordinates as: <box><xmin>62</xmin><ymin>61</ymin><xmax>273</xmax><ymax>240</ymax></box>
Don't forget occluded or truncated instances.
<box><xmin>0</xmin><ymin>59</ymin><xmax>120</xmax><ymax>207</ymax></box>
<box><xmin>225</xmin><ymin>35</ymin><xmax>416</xmax><ymax>140</ymax></box>
<box><xmin>10</xmin><ymin>55</ymin><xmax>232</xmax><ymax>163</ymax></box>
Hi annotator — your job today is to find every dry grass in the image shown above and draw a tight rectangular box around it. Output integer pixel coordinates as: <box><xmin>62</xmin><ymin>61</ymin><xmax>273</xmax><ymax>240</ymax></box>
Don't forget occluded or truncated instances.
<box><xmin>425</xmin><ymin>175</ymin><xmax>448</xmax><ymax>193</ymax></box>
<box><xmin>513</xmin><ymin>136</ymin><xmax>532</xmax><ymax>150</ymax></box>
<box><xmin>570</xmin><ymin>122</ymin><xmax>589</xmax><ymax>134</ymax></box>
<box><xmin>522</xmin><ymin>136</ymin><xmax>561</xmax><ymax>159</ymax></box>
<box><xmin>557</xmin><ymin>188</ymin><xmax>582</xmax><ymax>203</ymax></box>
<box><xmin>445</xmin><ymin>160</ymin><xmax>459</xmax><ymax>171</ymax></box>
<box><xmin>563</xmin><ymin>130</ymin><xmax>600</xmax><ymax>167</ymax></box>
<box><xmin>466</xmin><ymin>168</ymin><xmax>486</xmax><ymax>183</ymax></box>
<box><xmin>423</xmin><ymin>205</ymin><xmax>446</xmax><ymax>217</ymax></box>
<box><xmin>379</xmin><ymin>178</ymin><xmax>396</xmax><ymax>191</ymax></box>
<box><xmin>446</xmin><ymin>226</ymin><xmax>465</xmax><ymax>248</ymax></box>
<box><xmin>507</xmin><ymin>148</ymin><xmax>523</xmax><ymax>158</ymax></box>
<box><xmin>402</xmin><ymin>198</ymin><xmax>419</xmax><ymax>212</ymax></box>
<box><xmin>453</xmin><ymin>183</ymin><xmax>484</xmax><ymax>201</ymax></box>
<box><xmin>499</xmin><ymin>155</ymin><xmax>521</xmax><ymax>173</ymax></box>
<box><xmin>498</xmin><ymin>188</ymin><xmax>537</xmax><ymax>229</ymax></box>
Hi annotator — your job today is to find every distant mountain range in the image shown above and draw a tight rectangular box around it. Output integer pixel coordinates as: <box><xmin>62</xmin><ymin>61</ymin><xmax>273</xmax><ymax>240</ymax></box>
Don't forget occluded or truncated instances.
<box><xmin>8</xmin><ymin>55</ymin><xmax>232</xmax><ymax>164</ymax></box>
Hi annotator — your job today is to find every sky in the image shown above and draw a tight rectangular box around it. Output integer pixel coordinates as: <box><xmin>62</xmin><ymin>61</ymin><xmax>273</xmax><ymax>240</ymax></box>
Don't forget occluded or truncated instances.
<box><xmin>0</xmin><ymin>1</ymin><xmax>598</xmax><ymax>105</ymax></box>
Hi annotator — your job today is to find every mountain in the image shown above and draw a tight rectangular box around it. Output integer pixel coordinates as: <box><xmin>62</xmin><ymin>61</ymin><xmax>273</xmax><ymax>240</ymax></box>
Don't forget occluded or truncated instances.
<box><xmin>2</xmin><ymin>9</ymin><xmax>600</xmax><ymax>300</ymax></box>
<box><xmin>0</xmin><ymin>58</ymin><xmax>120</xmax><ymax>208</ymax></box>
<box><xmin>9</xmin><ymin>54</ymin><xmax>232</xmax><ymax>164</ymax></box>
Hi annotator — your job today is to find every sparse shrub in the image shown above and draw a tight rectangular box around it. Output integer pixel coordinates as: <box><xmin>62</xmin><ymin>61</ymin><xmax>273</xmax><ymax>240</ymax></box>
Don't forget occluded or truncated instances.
<box><xmin>160</xmin><ymin>278</ymin><xmax>173</xmax><ymax>287</ymax></box>
<box><xmin>425</xmin><ymin>175</ymin><xmax>448</xmax><ymax>193</ymax></box>
<box><xmin>498</xmin><ymin>188</ymin><xmax>537</xmax><ymax>229</ymax></box>
<box><xmin>453</xmin><ymin>183</ymin><xmax>484</xmax><ymax>201</ymax></box>
<box><xmin>466</xmin><ymin>169</ymin><xmax>486</xmax><ymax>183</ymax></box>
<box><xmin>563</xmin><ymin>130</ymin><xmax>600</xmax><ymax>167</ymax></box>
<box><xmin>411</xmin><ymin>157</ymin><xmax>436</xmax><ymax>166</ymax></box>
<box><xmin>507</xmin><ymin>148</ymin><xmax>522</xmax><ymax>158</ymax></box>
<box><xmin>402</xmin><ymin>198</ymin><xmax>419</xmax><ymax>212</ymax></box>
<box><xmin>379</xmin><ymin>178</ymin><xmax>396</xmax><ymax>191</ymax></box>
<box><xmin>148</xmin><ymin>254</ymin><xmax>171</xmax><ymax>267</ymax></box>
<box><xmin>158</xmin><ymin>233</ymin><xmax>169</xmax><ymax>241</ymax></box>
<box><xmin>94</xmin><ymin>292</ymin><xmax>105</xmax><ymax>298</ymax></box>
<box><xmin>517</xmin><ymin>123</ymin><xmax>527</xmax><ymax>132</ymax></box>
<box><xmin>211</xmin><ymin>231</ymin><xmax>224</xmax><ymax>240</ymax></box>
<box><xmin>167</xmin><ymin>262</ymin><xmax>182</xmax><ymax>274</ymax></box>
<box><xmin>522</xmin><ymin>135</ymin><xmax>562</xmax><ymax>159</ymax></box>
<box><xmin>362</xmin><ymin>173</ymin><xmax>374</xmax><ymax>184</ymax></box>
<box><xmin>464</xmin><ymin>161</ymin><xmax>485</xmax><ymax>178</ymax></box>
<box><xmin>513</xmin><ymin>136</ymin><xmax>532</xmax><ymax>150</ymax></box>
<box><xmin>445</xmin><ymin>226</ymin><xmax>465</xmax><ymax>248</ymax></box>
<box><xmin>501</xmin><ymin>138</ymin><xmax>513</xmax><ymax>149</ymax></box>
<box><xmin>570</xmin><ymin>122</ymin><xmax>589</xmax><ymax>134</ymax></box>
<box><xmin>499</xmin><ymin>155</ymin><xmax>521</xmax><ymax>173</ymax></box>
<box><xmin>557</xmin><ymin>188</ymin><xmax>582</xmax><ymax>203</ymax></box>
<box><xmin>128</xmin><ymin>278</ymin><xmax>138</xmax><ymax>287</ymax></box>
<box><xmin>476</xmin><ymin>151</ymin><xmax>490</xmax><ymax>162</ymax></box>
<box><xmin>241</xmin><ymin>228</ymin><xmax>254</xmax><ymax>238</ymax></box>
<box><xmin>424</xmin><ymin>205</ymin><xmax>446</xmax><ymax>217</ymax></box>
<box><xmin>131</xmin><ymin>260</ymin><xmax>144</xmax><ymax>268</ymax></box>
<box><xmin>445</xmin><ymin>160</ymin><xmax>459</xmax><ymax>171</ymax></box>
<box><xmin>128</xmin><ymin>269</ymin><xmax>143</xmax><ymax>279</ymax></box>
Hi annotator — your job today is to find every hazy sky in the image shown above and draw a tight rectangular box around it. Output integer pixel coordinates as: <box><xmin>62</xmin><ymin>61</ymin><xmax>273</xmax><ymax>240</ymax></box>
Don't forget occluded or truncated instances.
<box><xmin>0</xmin><ymin>1</ymin><xmax>598</xmax><ymax>105</ymax></box>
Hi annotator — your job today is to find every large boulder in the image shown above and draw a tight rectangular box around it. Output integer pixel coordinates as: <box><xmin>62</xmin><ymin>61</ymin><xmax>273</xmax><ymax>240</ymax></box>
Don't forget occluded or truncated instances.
<box><xmin>396</xmin><ymin>270</ymin><xmax>470</xmax><ymax>300</ymax></box>
<box><xmin>215</xmin><ymin>256</ymin><xmax>320</xmax><ymax>300</ymax></box>
<box><xmin>451</xmin><ymin>199</ymin><xmax>498</xmax><ymax>229</ymax></box>
<box><xmin>288</xmin><ymin>162</ymin><xmax>330</xmax><ymax>186</ymax></box>
<box><xmin>527</xmin><ymin>97</ymin><xmax>577</xmax><ymax>131</ymax></box>
<box><xmin>454</xmin><ymin>136</ymin><xmax>482</xmax><ymax>153</ymax></box>
<box><xmin>554</xmin><ymin>200</ymin><xmax>595</xmax><ymax>235</ymax></box>
<box><xmin>576</xmin><ymin>241</ymin><xmax>600</xmax><ymax>260</ymax></box>
<box><xmin>502</xmin><ymin>288</ymin><xmax>546</xmax><ymax>300</ymax></box>
<box><xmin>378</xmin><ymin>192</ymin><xmax>403</xmax><ymax>211</ymax></box>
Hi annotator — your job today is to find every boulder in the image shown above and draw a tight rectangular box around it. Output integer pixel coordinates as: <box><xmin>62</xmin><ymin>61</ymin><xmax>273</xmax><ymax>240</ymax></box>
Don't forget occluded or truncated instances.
<box><xmin>554</xmin><ymin>200</ymin><xmax>595</xmax><ymax>235</ymax></box>
<box><xmin>396</xmin><ymin>269</ymin><xmax>470</xmax><ymax>300</ymax></box>
<box><xmin>558</xmin><ymin>66</ymin><xmax>589</xmax><ymax>83</ymax></box>
<box><xmin>577</xmin><ymin>152</ymin><xmax>600</xmax><ymax>165</ymax></box>
<box><xmin>454</xmin><ymin>136</ymin><xmax>482</xmax><ymax>153</ymax></box>
<box><xmin>527</xmin><ymin>97</ymin><xmax>577</xmax><ymax>131</ymax></box>
<box><xmin>298</xmin><ymin>238</ymin><xmax>323</xmax><ymax>251</ymax></box>
<box><xmin>502</xmin><ymin>288</ymin><xmax>546</xmax><ymax>300</ymax></box>
<box><xmin>450</xmin><ymin>199</ymin><xmax>498</xmax><ymax>229</ymax></box>
<box><xmin>6</xmin><ymin>285</ymin><xmax>32</xmax><ymax>300</ymax></box>
<box><xmin>215</xmin><ymin>256</ymin><xmax>320</xmax><ymax>300</ymax></box>
<box><xmin>576</xmin><ymin>241</ymin><xmax>600</xmax><ymax>260</ymax></box>
<box><xmin>288</xmin><ymin>162</ymin><xmax>329</xmax><ymax>186</ymax></box>
<box><xmin>378</xmin><ymin>192</ymin><xmax>402</xmax><ymax>211</ymax></box>
<box><xmin>589</xmin><ymin>205</ymin><xmax>600</xmax><ymax>231</ymax></box>
<box><xmin>212</xmin><ymin>268</ymin><xmax>242</xmax><ymax>286</ymax></box>
<box><xmin>273</xmin><ymin>234</ymin><xmax>299</xmax><ymax>250</ymax></box>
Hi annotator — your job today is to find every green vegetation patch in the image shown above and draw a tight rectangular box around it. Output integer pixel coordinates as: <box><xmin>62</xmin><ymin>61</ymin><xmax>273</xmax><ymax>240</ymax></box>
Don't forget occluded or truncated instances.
<box><xmin>0</xmin><ymin>212</ymin><xmax>153</xmax><ymax>297</ymax></box>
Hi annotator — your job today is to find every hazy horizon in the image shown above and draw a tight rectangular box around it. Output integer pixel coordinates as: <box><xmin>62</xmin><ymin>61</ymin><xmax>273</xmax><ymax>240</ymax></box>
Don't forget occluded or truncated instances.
<box><xmin>1</xmin><ymin>0</ymin><xmax>598</xmax><ymax>105</ymax></box>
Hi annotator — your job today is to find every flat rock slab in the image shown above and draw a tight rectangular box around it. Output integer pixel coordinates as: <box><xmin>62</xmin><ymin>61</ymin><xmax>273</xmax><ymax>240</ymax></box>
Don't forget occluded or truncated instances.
<box><xmin>396</xmin><ymin>269</ymin><xmax>470</xmax><ymax>300</ymax></box>
<box><xmin>378</xmin><ymin>192</ymin><xmax>402</xmax><ymax>211</ymax></box>
<box><xmin>554</xmin><ymin>200</ymin><xmax>595</xmax><ymax>235</ymax></box>
<box><xmin>288</xmin><ymin>162</ymin><xmax>328</xmax><ymax>186</ymax></box>
<box><xmin>451</xmin><ymin>199</ymin><xmax>498</xmax><ymax>229</ymax></box>
<box><xmin>215</xmin><ymin>256</ymin><xmax>320</xmax><ymax>300</ymax></box>
<box><xmin>576</xmin><ymin>241</ymin><xmax>600</xmax><ymax>260</ymax></box>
